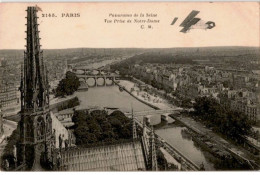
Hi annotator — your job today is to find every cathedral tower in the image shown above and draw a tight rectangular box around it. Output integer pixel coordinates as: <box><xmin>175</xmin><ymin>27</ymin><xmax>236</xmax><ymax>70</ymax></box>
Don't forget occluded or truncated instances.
<box><xmin>18</xmin><ymin>6</ymin><xmax>52</xmax><ymax>169</ymax></box>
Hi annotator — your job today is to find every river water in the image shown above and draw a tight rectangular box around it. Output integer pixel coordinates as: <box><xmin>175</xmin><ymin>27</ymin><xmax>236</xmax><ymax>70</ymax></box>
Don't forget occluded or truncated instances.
<box><xmin>76</xmin><ymin>85</ymin><xmax>153</xmax><ymax>112</ymax></box>
<box><xmin>75</xmin><ymin>86</ymin><xmax>215</xmax><ymax>170</ymax></box>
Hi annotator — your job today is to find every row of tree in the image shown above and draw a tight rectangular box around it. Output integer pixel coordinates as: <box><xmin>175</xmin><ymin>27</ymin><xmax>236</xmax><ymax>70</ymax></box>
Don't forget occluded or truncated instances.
<box><xmin>54</xmin><ymin>71</ymin><xmax>80</xmax><ymax>97</ymax></box>
<box><xmin>72</xmin><ymin>110</ymin><xmax>132</xmax><ymax>145</ymax></box>
<box><xmin>193</xmin><ymin>97</ymin><xmax>252</xmax><ymax>142</ymax></box>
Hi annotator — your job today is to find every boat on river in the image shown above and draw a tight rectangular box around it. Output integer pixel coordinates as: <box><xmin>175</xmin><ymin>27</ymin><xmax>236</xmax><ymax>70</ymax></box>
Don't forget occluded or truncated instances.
<box><xmin>191</xmin><ymin>135</ymin><xmax>231</xmax><ymax>159</ymax></box>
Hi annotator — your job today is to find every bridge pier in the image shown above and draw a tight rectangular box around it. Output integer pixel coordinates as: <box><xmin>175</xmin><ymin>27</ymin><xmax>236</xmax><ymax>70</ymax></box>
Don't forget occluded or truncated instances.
<box><xmin>161</xmin><ymin>114</ymin><xmax>169</xmax><ymax>122</ymax></box>
<box><xmin>104</xmin><ymin>76</ymin><xmax>106</xmax><ymax>87</ymax></box>
<box><xmin>112</xmin><ymin>76</ymin><xmax>115</xmax><ymax>85</ymax></box>
<box><xmin>95</xmin><ymin>76</ymin><xmax>97</xmax><ymax>87</ymax></box>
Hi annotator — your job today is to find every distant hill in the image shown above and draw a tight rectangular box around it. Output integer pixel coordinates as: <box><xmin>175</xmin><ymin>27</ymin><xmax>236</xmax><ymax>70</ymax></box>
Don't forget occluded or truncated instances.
<box><xmin>0</xmin><ymin>46</ymin><xmax>259</xmax><ymax>61</ymax></box>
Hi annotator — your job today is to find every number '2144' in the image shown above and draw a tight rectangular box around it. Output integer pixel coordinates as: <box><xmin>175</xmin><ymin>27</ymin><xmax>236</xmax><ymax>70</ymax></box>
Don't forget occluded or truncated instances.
<box><xmin>42</xmin><ymin>13</ymin><xmax>57</xmax><ymax>17</ymax></box>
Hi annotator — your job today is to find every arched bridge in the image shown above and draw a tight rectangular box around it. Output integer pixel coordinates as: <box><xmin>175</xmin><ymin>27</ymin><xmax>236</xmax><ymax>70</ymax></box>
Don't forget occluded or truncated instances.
<box><xmin>124</xmin><ymin>108</ymin><xmax>182</xmax><ymax>117</ymax></box>
<box><xmin>72</xmin><ymin>68</ymin><xmax>121</xmax><ymax>87</ymax></box>
<box><xmin>72</xmin><ymin>67</ymin><xmax>110</xmax><ymax>76</ymax></box>
<box><xmin>76</xmin><ymin>74</ymin><xmax>120</xmax><ymax>87</ymax></box>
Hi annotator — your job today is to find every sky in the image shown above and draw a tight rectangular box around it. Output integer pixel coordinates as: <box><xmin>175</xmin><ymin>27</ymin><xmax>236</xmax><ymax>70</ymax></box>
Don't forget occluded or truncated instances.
<box><xmin>0</xmin><ymin>2</ymin><xmax>259</xmax><ymax>49</ymax></box>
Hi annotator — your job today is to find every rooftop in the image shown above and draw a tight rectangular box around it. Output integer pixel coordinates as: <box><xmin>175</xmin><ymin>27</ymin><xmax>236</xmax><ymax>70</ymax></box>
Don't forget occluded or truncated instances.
<box><xmin>58</xmin><ymin>139</ymin><xmax>147</xmax><ymax>171</ymax></box>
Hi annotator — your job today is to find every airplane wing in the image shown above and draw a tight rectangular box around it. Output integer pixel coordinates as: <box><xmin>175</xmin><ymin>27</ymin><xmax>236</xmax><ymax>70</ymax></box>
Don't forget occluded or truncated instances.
<box><xmin>171</xmin><ymin>17</ymin><xmax>178</xmax><ymax>25</ymax></box>
<box><xmin>180</xmin><ymin>17</ymin><xmax>200</xmax><ymax>33</ymax></box>
<box><xmin>180</xmin><ymin>10</ymin><xmax>200</xmax><ymax>33</ymax></box>
<box><xmin>180</xmin><ymin>10</ymin><xmax>200</xmax><ymax>27</ymax></box>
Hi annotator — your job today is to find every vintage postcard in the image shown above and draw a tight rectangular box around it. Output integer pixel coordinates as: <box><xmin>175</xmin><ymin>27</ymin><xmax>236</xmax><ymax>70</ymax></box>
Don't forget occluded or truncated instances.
<box><xmin>0</xmin><ymin>2</ymin><xmax>259</xmax><ymax>171</ymax></box>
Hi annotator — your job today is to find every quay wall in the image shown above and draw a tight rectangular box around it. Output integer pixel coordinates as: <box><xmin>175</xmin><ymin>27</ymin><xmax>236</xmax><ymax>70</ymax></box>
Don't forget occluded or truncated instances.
<box><xmin>170</xmin><ymin>115</ymin><xmax>260</xmax><ymax>170</ymax></box>
<box><xmin>114</xmin><ymin>81</ymin><xmax>160</xmax><ymax>110</ymax></box>
<box><xmin>50</xmin><ymin>96</ymin><xmax>79</xmax><ymax>113</ymax></box>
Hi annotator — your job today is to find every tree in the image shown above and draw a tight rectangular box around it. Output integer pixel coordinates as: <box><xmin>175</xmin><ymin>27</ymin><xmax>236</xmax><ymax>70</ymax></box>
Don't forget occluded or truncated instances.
<box><xmin>72</xmin><ymin>109</ymin><xmax>132</xmax><ymax>146</ymax></box>
<box><xmin>55</xmin><ymin>71</ymin><xmax>80</xmax><ymax>97</ymax></box>
<box><xmin>109</xmin><ymin>110</ymin><xmax>129</xmax><ymax>125</ymax></box>
<box><xmin>72</xmin><ymin>111</ymin><xmax>87</xmax><ymax>126</ymax></box>
<box><xmin>223</xmin><ymin>81</ymin><xmax>230</xmax><ymax>88</ymax></box>
<box><xmin>193</xmin><ymin>96</ymin><xmax>252</xmax><ymax>140</ymax></box>
<box><xmin>74</xmin><ymin>125</ymin><xmax>90</xmax><ymax>144</ymax></box>
<box><xmin>181</xmin><ymin>98</ymin><xmax>192</xmax><ymax>108</ymax></box>
<box><xmin>110</xmin><ymin>118</ymin><xmax>122</xmax><ymax>130</ymax></box>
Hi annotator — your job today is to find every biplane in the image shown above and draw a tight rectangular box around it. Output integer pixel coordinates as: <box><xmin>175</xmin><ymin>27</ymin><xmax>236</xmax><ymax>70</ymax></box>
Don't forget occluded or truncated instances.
<box><xmin>179</xmin><ymin>10</ymin><xmax>215</xmax><ymax>33</ymax></box>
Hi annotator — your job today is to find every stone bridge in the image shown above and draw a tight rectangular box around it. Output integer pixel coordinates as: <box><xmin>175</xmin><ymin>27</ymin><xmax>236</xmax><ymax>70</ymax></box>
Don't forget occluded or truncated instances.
<box><xmin>76</xmin><ymin>74</ymin><xmax>120</xmax><ymax>87</ymax></box>
<box><xmin>124</xmin><ymin>109</ymin><xmax>182</xmax><ymax>118</ymax></box>
<box><xmin>74</xmin><ymin>68</ymin><xmax>121</xmax><ymax>87</ymax></box>
<box><xmin>72</xmin><ymin>68</ymin><xmax>103</xmax><ymax>75</ymax></box>
<box><xmin>71</xmin><ymin>66</ymin><xmax>113</xmax><ymax>76</ymax></box>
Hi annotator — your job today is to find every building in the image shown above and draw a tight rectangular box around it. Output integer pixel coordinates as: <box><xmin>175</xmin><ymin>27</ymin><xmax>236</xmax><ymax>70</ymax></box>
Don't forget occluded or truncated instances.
<box><xmin>0</xmin><ymin>57</ymin><xmax>7</xmax><ymax>67</ymax></box>
<box><xmin>46</xmin><ymin>59</ymin><xmax>67</xmax><ymax>82</ymax></box>
<box><xmin>0</xmin><ymin>108</ymin><xmax>3</xmax><ymax>140</ymax></box>
<box><xmin>0</xmin><ymin>81</ymin><xmax>19</xmax><ymax>108</ymax></box>
<box><xmin>233</xmin><ymin>74</ymin><xmax>249</xmax><ymax>89</ymax></box>
<box><xmin>230</xmin><ymin>99</ymin><xmax>259</xmax><ymax>123</ymax></box>
<box><xmin>219</xmin><ymin>90</ymin><xmax>260</xmax><ymax>123</ymax></box>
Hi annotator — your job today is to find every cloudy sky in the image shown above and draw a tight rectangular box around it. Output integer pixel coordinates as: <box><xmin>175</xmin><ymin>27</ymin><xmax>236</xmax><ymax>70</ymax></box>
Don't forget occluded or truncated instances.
<box><xmin>0</xmin><ymin>2</ymin><xmax>259</xmax><ymax>49</ymax></box>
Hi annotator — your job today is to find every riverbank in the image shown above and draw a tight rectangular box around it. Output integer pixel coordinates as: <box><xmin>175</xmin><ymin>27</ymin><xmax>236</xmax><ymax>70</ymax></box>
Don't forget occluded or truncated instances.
<box><xmin>117</xmin><ymin>80</ymin><xmax>181</xmax><ymax>111</ymax></box>
<box><xmin>49</xmin><ymin>94</ymin><xmax>76</xmax><ymax>106</ymax></box>
<box><xmin>170</xmin><ymin>113</ymin><xmax>260</xmax><ymax>170</ymax></box>
<box><xmin>116</xmin><ymin>81</ymin><xmax>159</xmax><ymax>110</ymax></box>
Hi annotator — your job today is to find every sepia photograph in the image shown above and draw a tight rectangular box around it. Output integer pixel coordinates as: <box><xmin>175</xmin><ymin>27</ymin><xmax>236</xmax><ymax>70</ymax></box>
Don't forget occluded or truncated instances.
<box><xmin>0</xmin><ymin>2</ymin><xmax>259</xmax><ymax>171</ymax></box>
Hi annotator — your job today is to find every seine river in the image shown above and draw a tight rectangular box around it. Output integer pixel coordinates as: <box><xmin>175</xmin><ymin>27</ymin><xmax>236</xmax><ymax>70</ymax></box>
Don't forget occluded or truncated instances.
<box><xmin>75</xmin><ymin>86</ymin><xmax>215</xmax><ymax>170</ymax></box>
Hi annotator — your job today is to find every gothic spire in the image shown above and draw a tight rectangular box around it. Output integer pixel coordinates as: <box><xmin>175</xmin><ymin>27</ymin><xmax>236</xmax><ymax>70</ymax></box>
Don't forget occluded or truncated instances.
<box><xmin>21</xmin><ymin>6</ymin><xmax>49</xmax><ymax>111</ymax></box>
